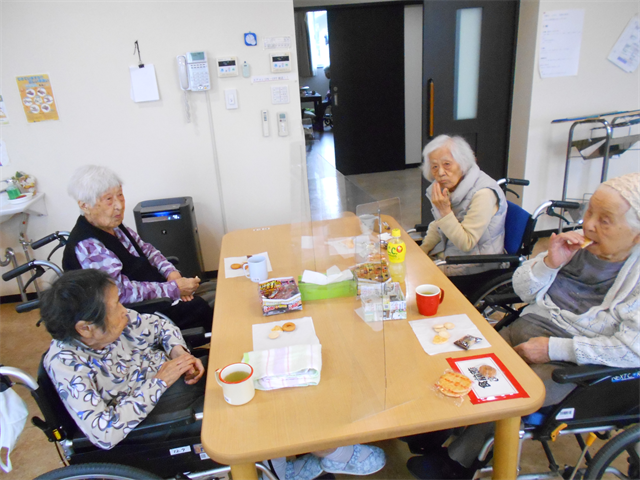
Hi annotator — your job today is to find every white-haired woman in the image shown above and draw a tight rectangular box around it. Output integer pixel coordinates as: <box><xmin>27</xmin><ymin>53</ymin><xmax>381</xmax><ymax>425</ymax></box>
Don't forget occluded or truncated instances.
<box><xmin>62</xmin><ymin>165</ymin><xmax>213</xmax><ymax>332</ymax></box>
<box><xmin>420</xmin><ymin>135</ymin><xmax>507</xmax><ymax>295</ymax></box>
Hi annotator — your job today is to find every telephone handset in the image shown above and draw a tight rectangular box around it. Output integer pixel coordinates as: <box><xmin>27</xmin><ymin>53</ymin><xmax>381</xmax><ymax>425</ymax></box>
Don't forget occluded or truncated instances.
<box><xmin>176</xmin><ymin>51</ymin><xmax>211</xmax><ymax>91</ymax></box>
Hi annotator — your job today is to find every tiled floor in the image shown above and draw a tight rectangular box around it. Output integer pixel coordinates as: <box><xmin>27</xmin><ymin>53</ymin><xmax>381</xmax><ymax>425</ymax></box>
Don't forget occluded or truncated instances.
<box><xmin>0</xmin><ymin>132</ymin><xmax>629</xmax><ymax>479</ymax></box>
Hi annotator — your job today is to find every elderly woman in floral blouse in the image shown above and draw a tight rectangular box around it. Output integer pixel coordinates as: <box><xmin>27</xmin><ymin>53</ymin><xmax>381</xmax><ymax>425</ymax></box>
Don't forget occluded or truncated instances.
<box><xmin>42</xmin><ymin>269</ymin><xmax>205</xmax><ymax>449</ymax></box>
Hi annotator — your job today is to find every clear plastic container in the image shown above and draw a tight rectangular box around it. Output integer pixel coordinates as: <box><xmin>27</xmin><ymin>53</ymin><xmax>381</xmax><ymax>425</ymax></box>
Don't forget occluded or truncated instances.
<box><xmin>5</xmin><ymin>180</ymin><xmax>21</xmax><ymax>200</ymax></box>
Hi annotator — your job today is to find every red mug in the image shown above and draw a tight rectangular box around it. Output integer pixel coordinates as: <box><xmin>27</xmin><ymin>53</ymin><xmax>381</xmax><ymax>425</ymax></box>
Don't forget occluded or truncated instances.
<box><xmin>416</xmin><ymin>284</ymin><xmax>445</xmax><ymax>316</ymax></box>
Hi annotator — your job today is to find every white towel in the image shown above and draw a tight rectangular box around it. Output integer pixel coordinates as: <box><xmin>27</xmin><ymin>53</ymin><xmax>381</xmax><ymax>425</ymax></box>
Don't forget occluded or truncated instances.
<box><xmin>242</xmin><ymin>344</ymin><xmax>322</xmax><ymax>391</ymax></box>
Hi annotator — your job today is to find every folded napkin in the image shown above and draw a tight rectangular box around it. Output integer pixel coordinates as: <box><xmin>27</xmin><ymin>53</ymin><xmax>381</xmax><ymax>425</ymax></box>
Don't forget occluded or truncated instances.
<box><xmin>242</xmin><ymin>344</ymin><xmax>322</xmax><ymax>391</ymax></box>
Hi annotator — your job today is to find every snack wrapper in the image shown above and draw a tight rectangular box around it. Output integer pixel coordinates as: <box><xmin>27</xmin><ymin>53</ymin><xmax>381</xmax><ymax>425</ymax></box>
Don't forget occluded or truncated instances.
<box><xmin>259</xmin><ymin>277</ymin><xmax>303</xmax><ymax>316</ymax></box>
<box><xmin>454</xmin><ymin>335</ymin><xmax>483</xmax><ymax>350</ymax></box>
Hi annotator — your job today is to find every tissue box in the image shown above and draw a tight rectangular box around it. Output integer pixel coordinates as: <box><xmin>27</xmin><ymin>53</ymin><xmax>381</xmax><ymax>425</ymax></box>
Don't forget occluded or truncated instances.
<box><xmin>298</xmin><ymin>272</ymin><xmax>358</xmax><ymax>301</ymax></box>
<box><xmin>259</xmin><ymin>277</ymin><xmax>303</xmax><ymax>316</ymax></box>
<box><xmin>361</xmin><ymin>282</ymin><xmax>406</xmax><ymax>321</ymax></box>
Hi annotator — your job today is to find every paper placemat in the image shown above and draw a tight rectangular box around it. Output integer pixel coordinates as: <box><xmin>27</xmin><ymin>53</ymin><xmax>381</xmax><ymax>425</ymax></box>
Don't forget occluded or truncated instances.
<box><xmin>447</xmin><ymin>353</ymin><xmax>529</xmax><ymax>404</ymax></box>
<box><xmin>252</xmin><ymin>317</ymin><xmax>320</xmax><ymax>351</ymax></box>
<box><xmin>408</xmin><ymin>314</ymin><xmax>489</xmax><ymax>355</ymax></box>
<box><xmin>327</xmin><ymin>237</ymin><xmax>355</xmax><ymax>257</ymax></box>
<box><xmin>224</xmin><ymin>251</ymin><xmax>272</xmax><ymax>278</ymax></box>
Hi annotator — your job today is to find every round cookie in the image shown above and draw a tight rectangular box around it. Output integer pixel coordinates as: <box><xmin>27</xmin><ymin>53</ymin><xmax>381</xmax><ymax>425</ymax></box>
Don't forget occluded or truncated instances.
<box><xmin>268</xmin><ymin>331</ymin><xmax>280</xmax><ymax>339</ymax></box>
<box><xmin>478</xmin><ymin>365</ymin><xmax>497</xmax><ymax>378</ymax></box>
<box><xmin>444</xmin><ymin>322</ymin><xmax>455</xmax><ymax>330</ymax></box>
<box><xmin>230</xmin><ymin>263</ymin><xmax>243</xmax><ymax>270</ymax></box>
<box><xmin>282</xmin><ymin>322</ymin><xmax>296</xmax><ymax>332</ymax></box>
<box><xmin>432</xmin><ymin>335</ymin><xmax>448</xmax><ymax>344</ymax></box>
<box><xmin>436</xmin><ymin>372</ymin><xmax>472</xmax><ymax>398</ymax></box>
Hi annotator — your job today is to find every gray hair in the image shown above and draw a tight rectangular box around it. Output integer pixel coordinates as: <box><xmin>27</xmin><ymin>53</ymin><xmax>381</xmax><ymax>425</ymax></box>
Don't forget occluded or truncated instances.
<box><xmin>421</xmin><ymin>135</ymin><xmax>477</xmax><ymax>182</ymax></box>
<box><xmin>67</xmin><ymin>165</ymin><xmax>123</xmax><ymax>207</ymax></box>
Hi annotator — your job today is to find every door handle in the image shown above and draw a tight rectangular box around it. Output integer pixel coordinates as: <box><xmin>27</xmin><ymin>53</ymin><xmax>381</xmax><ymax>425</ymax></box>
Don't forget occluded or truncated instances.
<box><xmin>333</xmin><ymin>93</ymin><xmax>338</xmax><ymax>107</ymax></box>
<box><xmin>429</xmin><ymin>79</ymin><xmax>434</xmax><ymax>137</ymax></box>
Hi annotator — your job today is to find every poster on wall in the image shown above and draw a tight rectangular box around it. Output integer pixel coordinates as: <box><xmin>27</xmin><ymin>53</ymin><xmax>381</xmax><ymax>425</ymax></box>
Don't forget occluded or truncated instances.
<box><xmin>16</xmin><ymin>74</ymin><xmax>60</xmax><ymax>123</ymax></box>
<box><xmin>608</xmin><ymin>14</ymin><xmax>640</xmax><ymax>73</ymax></box>
<box><xmin>0</xmin><ymin>94</ymin><xmax>9</xmax><ymax>125</ymax></box>
<box><xmin>539</xmin><ymin>10</ymin><xmax>585</xmax><ymax>78</ymax></box>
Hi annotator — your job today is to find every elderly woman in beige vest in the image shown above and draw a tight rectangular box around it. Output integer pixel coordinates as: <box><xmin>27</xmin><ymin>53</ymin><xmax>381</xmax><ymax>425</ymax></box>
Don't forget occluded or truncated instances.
<box><xmin>420</xmin><ymin>135</ymin><xmax>507</xmax><ymax>296</ymax></box>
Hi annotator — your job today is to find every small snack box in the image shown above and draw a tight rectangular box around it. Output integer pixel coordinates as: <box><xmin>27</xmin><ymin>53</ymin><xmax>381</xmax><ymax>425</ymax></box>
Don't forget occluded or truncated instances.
<box><xmin>360</xmin><ymin>282</ymin><xmax>406</xmax><ymax>321</ymax></box>
<box><xmin>259</xmin><ymin>277</ymin><xmax>303</xmax><ymax>316</ymax></box>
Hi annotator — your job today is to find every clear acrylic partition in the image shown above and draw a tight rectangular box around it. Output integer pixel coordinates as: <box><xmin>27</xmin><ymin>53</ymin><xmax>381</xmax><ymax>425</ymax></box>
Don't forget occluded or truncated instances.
<box><xmin>291</xmin><ymin>147</ymin><xmax>394</xmax><ymax>422</ymax></box>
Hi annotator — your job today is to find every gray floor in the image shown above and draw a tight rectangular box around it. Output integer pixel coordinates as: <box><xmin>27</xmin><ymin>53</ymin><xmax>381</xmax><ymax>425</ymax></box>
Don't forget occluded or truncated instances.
<box><xmin>306</xmin><ymin>130</ymin><xmax>423</xmax><ymax>232</ymax></box>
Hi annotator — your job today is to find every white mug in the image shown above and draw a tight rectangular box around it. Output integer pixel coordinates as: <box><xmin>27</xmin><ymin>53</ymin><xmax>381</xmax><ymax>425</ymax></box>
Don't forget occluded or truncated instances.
<box><xmin>243</xmin><ymin>255</ymin><xmax>268</xmax><ymax>283</ymax></box>
<box><xmin>215</xmin><ymin>362</ymin><xmax>255</xmax><ymax>406</ymax></box>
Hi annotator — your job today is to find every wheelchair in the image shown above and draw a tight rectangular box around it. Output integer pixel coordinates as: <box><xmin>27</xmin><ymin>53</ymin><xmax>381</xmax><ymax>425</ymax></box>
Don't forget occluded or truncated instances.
<box><xmin>0</xmin><ymin>363</ymin><xmax>280</xmax><ymax>480</ymax></box>
<box><xmin>473</xmin><ymin>308</ymin><xmax>639</xmax><ymax>480</ymax></box>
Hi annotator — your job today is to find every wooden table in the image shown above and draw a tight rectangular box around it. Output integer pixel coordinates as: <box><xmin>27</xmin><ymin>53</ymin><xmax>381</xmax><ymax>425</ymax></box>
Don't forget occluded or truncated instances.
<box><xmin>202</xmin><ymin>215</ymin><xmax>545</xmax><ymax>479</ymax></box>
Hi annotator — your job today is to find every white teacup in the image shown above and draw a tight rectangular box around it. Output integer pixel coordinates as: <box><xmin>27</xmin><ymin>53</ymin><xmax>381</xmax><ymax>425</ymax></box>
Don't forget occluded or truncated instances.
<box><xmin>215</xmin><ymin>362</ymin><xmax>255</xmax><ymax>406</ymax></box>
<box><xmin>243</xmin><ymin>255</ymin><xmax>268</xmax><ymax>283</ymax></box>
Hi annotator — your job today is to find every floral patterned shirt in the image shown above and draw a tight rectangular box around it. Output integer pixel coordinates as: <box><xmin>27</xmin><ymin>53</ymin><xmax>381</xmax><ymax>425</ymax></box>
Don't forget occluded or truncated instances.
<box><xmin>74</xmin><ymin>225</ymin><xmax>180</xmax><ymax>304</ymax></box>
<box><xmin>44</xmin><ymin>310</ymin><xmax>187</xmax><ymax>449</ymax></box>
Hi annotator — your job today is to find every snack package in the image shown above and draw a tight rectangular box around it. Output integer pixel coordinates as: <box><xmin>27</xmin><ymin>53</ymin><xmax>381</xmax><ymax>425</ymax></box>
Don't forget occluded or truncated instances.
<box><xmin>432</xmin><ymin>369</ymin><xmax>473</xmax><ymax>406</ymax></box>
<box><xmin>259</xmin><ymin>277</ymin><xmax>302</xmax><ymax>316</ymax></box>
<box><xmin>454</xmin><ymin>335</ymin><xmax>483</xmax><ymax>350</ymax></box>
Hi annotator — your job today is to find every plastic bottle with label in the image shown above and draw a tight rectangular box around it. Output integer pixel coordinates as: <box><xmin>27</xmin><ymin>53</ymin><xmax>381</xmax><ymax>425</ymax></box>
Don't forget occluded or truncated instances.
<box><xmin>387</xmin><ymin>228</ymin><xmax>406</xmax><ymax>283</ymax></box>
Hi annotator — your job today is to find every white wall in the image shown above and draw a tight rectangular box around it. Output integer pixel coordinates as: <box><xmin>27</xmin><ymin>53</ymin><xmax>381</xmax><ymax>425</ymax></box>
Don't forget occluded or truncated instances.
<box><xmin>0</xmin><ymin>0</ymin><xmax>304</xmax><ymax>295</ymax></box>
<box><xmin>509</xmin><ymin>0</ymin><xmax>640</xmax><ymax>229</ymax></box>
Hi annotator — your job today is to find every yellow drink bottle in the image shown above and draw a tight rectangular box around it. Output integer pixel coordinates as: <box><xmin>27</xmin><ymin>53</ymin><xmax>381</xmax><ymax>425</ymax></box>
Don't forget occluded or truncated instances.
<box><xmin>387</xmin><ymin>228</ymin><xmax>406</xmax><ymax>283</ymax></box>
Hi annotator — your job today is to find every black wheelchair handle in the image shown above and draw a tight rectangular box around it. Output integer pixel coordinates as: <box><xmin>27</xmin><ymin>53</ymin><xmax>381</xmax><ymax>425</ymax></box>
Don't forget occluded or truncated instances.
<box><xmin>503</xmin><ymin>178</ymin><xmax>530</xmax><ymax>186</ymax></box>
<box><xmin>15</xmin><ymin>299</ymin><xmax>41</xmax><ymax>313</ymax></box>
<box><xmin>443</xmin><ymin>254</ymin><xmax>521</xmax><ymax>265</ymax></box>
<box><xmin>550</xmin><ymin>201</ymin><xmax>581</xmax><ymax>210</ymax></box>
<box><xmin>31</xmin><ymin>233</ymin><xmax>59</xmax><ymax>249</ymax></box>
<box><xmin>2</xmin><ymin>261</ymin><xmax>36</xmax><ymax>281</ymax></box>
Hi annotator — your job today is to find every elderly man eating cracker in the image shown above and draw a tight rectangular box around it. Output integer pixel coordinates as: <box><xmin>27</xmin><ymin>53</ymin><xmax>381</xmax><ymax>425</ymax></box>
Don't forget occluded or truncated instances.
<box><xmin>405</xmin><ymin>172</ymin><xmax>640</xmax><ymax>480</ymax></box>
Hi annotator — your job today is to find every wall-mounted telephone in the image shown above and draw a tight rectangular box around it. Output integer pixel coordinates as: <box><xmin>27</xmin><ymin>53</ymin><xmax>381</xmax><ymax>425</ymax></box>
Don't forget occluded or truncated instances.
<box><xmin>177</xmin><ymin>52</ymin><xmax>211</xmax><ymax>91</ymax></box>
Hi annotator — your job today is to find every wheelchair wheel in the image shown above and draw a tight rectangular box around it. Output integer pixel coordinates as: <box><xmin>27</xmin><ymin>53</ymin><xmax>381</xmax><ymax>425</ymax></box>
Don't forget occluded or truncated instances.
<box><xmin>468</xmin><ymin>273</ymin><xmax>523</xmax><ymax>326</ymax></box>
<box><xmin>34</xmin><ymin>463</ymin><xmax>162</xmax><ymax>480</ymax></box>
<box><xmin>584</xmin><ymin>425</ymin><xmax>640</xmax><ymax>480</ymax></box>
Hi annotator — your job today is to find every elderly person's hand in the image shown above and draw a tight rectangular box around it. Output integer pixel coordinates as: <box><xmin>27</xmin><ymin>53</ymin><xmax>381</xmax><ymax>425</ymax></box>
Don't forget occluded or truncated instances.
<box><xmin>169</xmin><ymin>345</ymin><xmax>205</xmax><ymax>385</ymax></box>
<box><xmin>544</xmin><ymin>231</ymin><xmax>588</xmax><ymax>269</ymax></box>
<box><xmin>431</xmin><ymin>182</ymin><xmax>452</xmax><ymax>217</ymax></box>
<box><xmin>513</xmin><ymin>337</ymin><xmax>551</xmax><ymax>364</ymax></box>
<box><xmin>155</xmin><ymin>347</ymin><xmax>202</xmax><ymax>386</ymax></box>
<box><xmin>174</xmin><ymin>276</ymin><xmax>201</xmax><ymax>302</ymax></box>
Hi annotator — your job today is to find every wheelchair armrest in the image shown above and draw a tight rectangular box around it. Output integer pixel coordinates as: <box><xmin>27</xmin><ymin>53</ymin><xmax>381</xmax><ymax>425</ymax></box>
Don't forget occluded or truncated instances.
<box><xmin>551</xmin><ymin>365</ymin><xmax>640</xmax><ymax>385</ymax></box>
<box><xmin>412</xmin><ymin>224</ymin><xmax>429</xmax><ymax>233</ymax></box>
<box><xmin>165</xmin><ymin>256</ymin><xmax>179</xmax><ymax>266</ymax></box>
<box><xmin>181</xmin><ymin>326</ymin><xmax>210</xmax><ymax>350</ymax></box>
<box><xmin>124</xmin><ymin>298</ymin><xmax>173</xmax><ymax>313</ymax></box>
<box><xmin>443</xmin><ymin>254</ymin><xmax>522</xmax><ymax>265</ymax></box>
<box><xmin>125</xmin><ymin>407</ymin><xmax>197</xmax><ymax>438</ymax></box>
<box><xmin>484</xmin><ymin>292</ymin><xmax>523</xmax><ymax>305</ymax></box>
